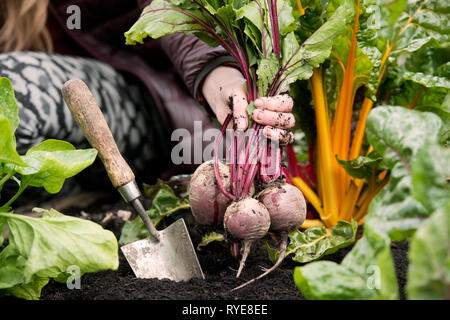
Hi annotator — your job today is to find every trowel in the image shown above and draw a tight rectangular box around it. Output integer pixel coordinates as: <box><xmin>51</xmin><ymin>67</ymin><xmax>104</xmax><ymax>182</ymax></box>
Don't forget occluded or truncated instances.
<box><xmin>62</xmin><ymin>79</ymin><xmax>204</xmax><ymax>281</ymax></box>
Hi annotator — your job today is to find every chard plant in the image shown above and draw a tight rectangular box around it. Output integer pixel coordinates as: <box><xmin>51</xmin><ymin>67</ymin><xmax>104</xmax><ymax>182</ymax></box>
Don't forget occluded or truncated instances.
<box><xmin>271</xmin><ymin>0</ymin><xmax>449</xmax><ymax>263</ymax></box>
<box><xmin>287</xmin><ymin>0</ymin><xmax>449</xmax><ymax>299</ymax></box>
<box><xmin>288</xmin><ymin>0</ymin><xmax>449</xmax><ymax>229</ymax></box>
<box><xmin>295</xmin><ymin>106</ymin><xmax>449</xmax><ymax>299</ymax></box>
<box><xmin>0</xmin><ymin>77</ymin><xmax>119</xmax><ymax>300</ymax></box>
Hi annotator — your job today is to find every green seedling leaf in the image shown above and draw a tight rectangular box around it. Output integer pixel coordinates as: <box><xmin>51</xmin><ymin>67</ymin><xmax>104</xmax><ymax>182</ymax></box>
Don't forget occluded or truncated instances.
<box><xmin>119</xmin><ymin>184</ymin><xmax>190</xmax><ymax>245</ymax></box>
<box><xmin>407</xmin><ymin>203</ymin><xmax>450</xmax><ymax>300</ymax></box>
<box><xmin>265</xmin><ymin>219</ymin><xmax>357</xmax><ymax>264</ymax></box>
<box><xmin>197</xmin><ymin>231</ymin><xmax>226</xmax><ymax>251</ymax></box>
<box><xmin>0</xmin><ymin>208</ymin><xmax>118</xmax><ymax>299</ymax></box>
<box><xmin>15</xmin><ymin>139</ymin><xmax>97</xmax><ymax>194</ymax></box>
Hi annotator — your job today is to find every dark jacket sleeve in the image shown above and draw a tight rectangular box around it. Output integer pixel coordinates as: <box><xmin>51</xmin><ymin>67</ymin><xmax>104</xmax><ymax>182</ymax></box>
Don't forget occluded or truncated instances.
<box><xmin>160</xmin><ymin>34</ymin><xmax>235</xmax><ymax>97</ymax></box>
<box><xmin>138</xmin><ymin>1</ymin><xmax>236</xmax><ymax>102</ymax></box>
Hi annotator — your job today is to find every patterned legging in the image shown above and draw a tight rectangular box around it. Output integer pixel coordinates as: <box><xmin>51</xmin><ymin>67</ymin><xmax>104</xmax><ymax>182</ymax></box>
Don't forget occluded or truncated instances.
<box><xmin>0</xmin><ymin>51</ymin><xmax>170</xmax><ymax>192</ymax></box>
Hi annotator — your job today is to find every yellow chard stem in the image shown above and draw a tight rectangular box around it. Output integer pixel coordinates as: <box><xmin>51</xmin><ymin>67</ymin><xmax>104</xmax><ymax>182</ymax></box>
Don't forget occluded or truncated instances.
<box><xmin>296</xmin><ymin>0</ymin><xmax>306</xmax><ymax>16</ymax></box>
<box><xmin>331</xmin><ymin>0</ymin><xmax>361</xmax><ymax>209</ymax></box>
<box><xmin>301</xmin><ymin>219</ymin><xmax>325</xmax><ymax>229</ymax></box>
<box><xmin>349</xmin><ymin>97</ymin><xmax>374</xmax><ymax>159</ymax></box>
<box><xmin>311</xmin><ymin>68</ymin><xmax>339</xmax><ymax>227</ymax></box>
<box><xmin>340</xmin><ymin>180</ymin><xmax>362</xmax><ymax>221</ymax></box>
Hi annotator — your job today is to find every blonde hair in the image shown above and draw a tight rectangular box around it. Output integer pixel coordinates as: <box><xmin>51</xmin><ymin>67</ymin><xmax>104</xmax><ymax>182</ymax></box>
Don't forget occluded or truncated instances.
<box><xmin>0</xmin><ymin>0</ymin><xmax>53</xmax><ymax>53</ymax></box>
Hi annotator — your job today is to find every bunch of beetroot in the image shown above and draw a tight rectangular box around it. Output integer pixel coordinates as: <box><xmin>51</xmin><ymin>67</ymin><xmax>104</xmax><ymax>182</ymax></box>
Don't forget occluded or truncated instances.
<box><xmin>189</xmin><ymin>112</ymin><xmax>307</xmax><ymax>290</ymax></box>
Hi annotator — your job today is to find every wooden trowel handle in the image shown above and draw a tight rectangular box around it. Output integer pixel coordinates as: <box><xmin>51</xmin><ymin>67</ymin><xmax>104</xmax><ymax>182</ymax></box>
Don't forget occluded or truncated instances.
<box><xmin>62</xmin><ymin>79</ymin><xmax>135</xmax><ymax>189</ymax></box>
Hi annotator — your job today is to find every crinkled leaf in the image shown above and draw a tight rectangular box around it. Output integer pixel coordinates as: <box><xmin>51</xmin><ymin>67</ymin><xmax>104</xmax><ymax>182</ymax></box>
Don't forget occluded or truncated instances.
<box><xmin>407</xmin><ymin>204</ymin><xmax>450</xmax><ymax>300</ymax></box>
<box><xmin>265</xmin><ymin>220</ymin><xmax>357</xmax><ymax>264</ymax></box>
<box><xmin>0</xmin><ymin>208</ymin><xmax>118</xmax><ymax>299</ymax></box>
<box><xmin>391</xmin><ymin>0</ymin><xmax>450</xmax><ymax>56</ymax></box>
<box><xmin>379</xmin><ymin>45</ymin><xmax>450</xmax><ymax>145</ymax></box>
<box><xmin>411</xmin><ymin>144</ymin><xmax>450</xmax><ymax>213</ymax></box>
<box><xmin>365</xmin><ymin>106</ymin><xmax>441</xmax><ymax>240</ymax></box>
<box><xmin>294</xmin><ymin>226</ymin><xmax>398</xmax><ymax>299</ymax></box>
<box><xmin>15</xmin><ymin>139</ymin><xmax>97</xmax><ymax>194</ymax></box>
<box><xmin>366</xmin><ymin>106</ymin><xmax>441</xmax><ymax>170</ymax></box>
<box><xmin>403</xmin><ymin>71</ymin><xmax>450</xmax><ymax>89</ymax></box>
<box><xmin>197</xmin><ymin>231</ymin><xmax>226</xmax><ymax>251</ymax></box>
<box><xmin>119</xmin><ymin>184</ymin><xmax>189</xmax><ymax>245</ymax></box>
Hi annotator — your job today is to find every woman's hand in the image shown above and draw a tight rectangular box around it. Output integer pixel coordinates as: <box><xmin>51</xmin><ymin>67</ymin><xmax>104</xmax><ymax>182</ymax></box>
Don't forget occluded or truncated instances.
<box><xmin>201</xmin><ymin>66</ymin><xmax>295</xmax><ymax>145</ymax></box>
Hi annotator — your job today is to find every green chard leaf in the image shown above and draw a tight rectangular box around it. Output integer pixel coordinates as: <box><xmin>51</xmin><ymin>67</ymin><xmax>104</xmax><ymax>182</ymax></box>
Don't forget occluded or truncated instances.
<box><xmin>265</xmin><ymin>220</ymin><xmax>357</xmax><ymax>264</ymax></box>
<box><xmin>390</xmin><ymin>0</ymin><xmax>450</xmax><ymax>56</ymax></box>
<box><xmin>407</xmin><ymin>203</ymin><xmax>450</xmax><ymax>300</ymax></box>
<box><xmin>294</xmin><ymin>225</ymin><xmax>398</xmax><ymax>300</ymax></box>
<box><xmin>295</xmin><ymin>106</ymin><xmax>448</xmax><ymax>300</ymax></box>
<box><xmin>0</xmin><ymin>208</ymin><xmax>118</xmax><ymax>299</ymax></box>
<box><xmin>119</xmin><ymin>184</ymin><xmax>190</xmax><ymax>245</ymax></box>
<box><xmin>364</xmin><ymin>106</ymin><xmax>441</xmax><ymax>240</ymax></box>
<box><xmin>380</xmin><ymin>46</ymin><xmax>449</xmax><ymax>145</ymax></box>
<box><xmin>411</xmin><ymin>144</ymin><xmax>450</xmax><ymax>213</ymax></box>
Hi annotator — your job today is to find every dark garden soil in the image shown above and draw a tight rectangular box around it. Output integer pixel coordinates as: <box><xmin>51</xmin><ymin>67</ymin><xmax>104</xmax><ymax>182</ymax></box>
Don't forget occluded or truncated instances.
<box><xmin>4</xmin><ymin>191</ymin><xmax>410</xmax><ymax>300</ymax></box>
